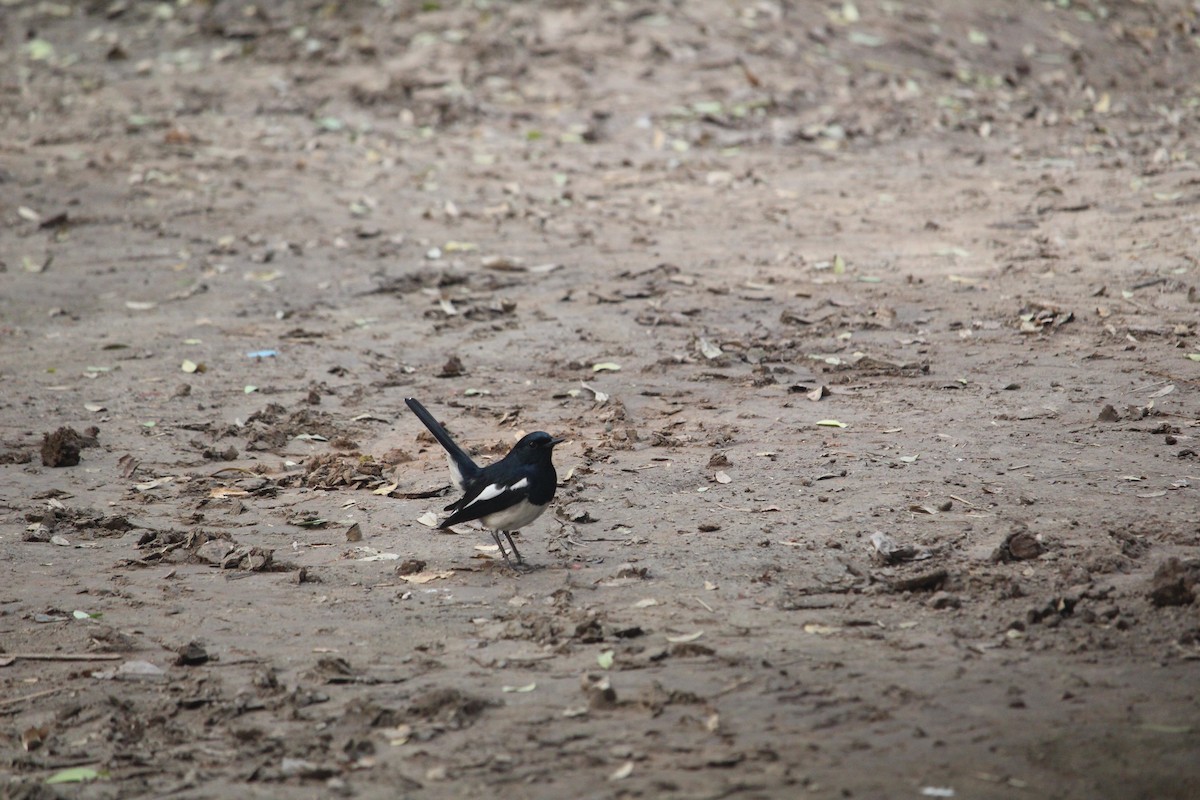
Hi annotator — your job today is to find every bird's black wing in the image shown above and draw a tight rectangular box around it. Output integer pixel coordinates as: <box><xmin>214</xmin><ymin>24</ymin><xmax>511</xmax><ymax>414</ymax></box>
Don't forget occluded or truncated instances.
<box><xmin>440</xmin><ymin>469</ymin><xmax>533</xmax><ymax>528</ymax></box>
<box><xmin>405</xmin><ymin>398</ymin><xmax>480</xmax><ymax>485</ymax></box>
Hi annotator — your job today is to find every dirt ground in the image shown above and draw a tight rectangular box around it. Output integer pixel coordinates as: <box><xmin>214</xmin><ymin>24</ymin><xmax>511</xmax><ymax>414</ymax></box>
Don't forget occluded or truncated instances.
<box><xmin>3</xmin><ymin>0</ymin><xmax>1200</xmax><ymax>797</ymax></box>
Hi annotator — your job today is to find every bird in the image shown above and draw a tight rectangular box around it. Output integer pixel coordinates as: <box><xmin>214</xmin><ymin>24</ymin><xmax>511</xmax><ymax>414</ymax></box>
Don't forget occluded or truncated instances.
<box><xmin>405</xmin><ymin>397</ymin><xmax>564</xmax><ymax>568</ymax></box>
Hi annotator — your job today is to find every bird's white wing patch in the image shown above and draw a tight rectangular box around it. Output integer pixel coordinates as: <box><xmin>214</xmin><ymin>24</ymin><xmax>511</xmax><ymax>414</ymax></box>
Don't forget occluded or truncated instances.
<box><xmin>464</xmin><ymin>477</ymin><xmax>529</xmax><ymax>508</ymax></box>
<box><xmin>466</xmin><ymin>483</ymin><xmax>505</xmax><ymax>507</ymax></box>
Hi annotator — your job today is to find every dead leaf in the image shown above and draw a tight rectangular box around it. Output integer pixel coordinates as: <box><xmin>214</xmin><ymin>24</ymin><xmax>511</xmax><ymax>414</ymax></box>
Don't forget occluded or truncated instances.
<box><xmin>665</xmin><ymin>631</ymin><xmax>704</xmax><ymax>644</ymax></box>
<box><xmin>1147</xmin><ymin>384</ymin><xmax>1176</xmax><ymax>399</ymax></box>
<box><xmin>398</xmin><ymin>570</ymin><xmax>454</xmax><ymax>583</ymax></box>
<box><xmin>380</xmin><ymin>725</ymin><xmax>412</xmax><ymax>746</ymax></box>
<box><xmin>501</xmin><ymin>682</ymin><xmax>537</xmax><ymax>693</ymax></box>
<box><xmin>354</xmin><ymin>548</ymin><xmax>400</xmax><ymax>562</ymax></box>
<box><xmin>417</xmin><ymin>511</ymin><xmax>439</xmax><ymax>528</ymax></box>
<box><xmin>714</xmin><ymin>471</ymin><xmax>732</xmax><ymax>484</ymax></box>
<box><xmin>609</xmin><ymin>761</ymin><xmax>634</xmax><ymax>781</ymax></box>
<box><xmin>581</xmin><ymin>382</ymin><xmax>609</xmax><ymax>404</ymax></box>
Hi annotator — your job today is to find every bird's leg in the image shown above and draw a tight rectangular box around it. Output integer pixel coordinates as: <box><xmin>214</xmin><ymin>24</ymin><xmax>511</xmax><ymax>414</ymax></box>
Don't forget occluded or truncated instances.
<box><xmin>501</xmin><ymin>531</ymin><xmax>524</xmax><ymax>565</ymax></box>
<box><xmin>490</xmin><ymin>530</ymin><xmax>514</xmax><ymax>566</ymax></box>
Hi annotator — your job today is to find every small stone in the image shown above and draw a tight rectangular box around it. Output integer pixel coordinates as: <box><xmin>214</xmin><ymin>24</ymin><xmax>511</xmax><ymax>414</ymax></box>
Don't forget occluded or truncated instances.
<box><xmin>698</xmin><ymin>522</ymin><xmax>721</xmax><ymax>533</ymax></box>
<box><xmin>175</xmin><ymin>641</ymin><xmax>210</xmax><ymax>666</ymax></box>
<box><xmin>1097</xmin><ymin>404</ymin><xmax>1119</xmax><ymax>422</ymax></box>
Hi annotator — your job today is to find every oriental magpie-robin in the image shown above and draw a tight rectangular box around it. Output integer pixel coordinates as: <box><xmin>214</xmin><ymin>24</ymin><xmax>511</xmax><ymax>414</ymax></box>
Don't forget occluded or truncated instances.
<box><xmin>405</xmin><ymin>397</ymin><xmax>564</xmax><ymax>567</ymax></box>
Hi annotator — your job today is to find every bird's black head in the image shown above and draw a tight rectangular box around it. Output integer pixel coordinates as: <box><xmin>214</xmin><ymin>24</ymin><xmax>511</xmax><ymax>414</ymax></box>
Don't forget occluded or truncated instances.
<box><xmin>511</xmin><ymin>431</ymin><xmax>565</xmax><ymax>460</ymax></box>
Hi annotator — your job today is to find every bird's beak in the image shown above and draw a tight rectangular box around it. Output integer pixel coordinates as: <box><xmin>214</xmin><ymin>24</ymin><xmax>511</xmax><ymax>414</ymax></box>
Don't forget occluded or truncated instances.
<box><xmin>549</xmin><ymin>436</ymin><xmax>567</xmax><ymax>447</ymax></box>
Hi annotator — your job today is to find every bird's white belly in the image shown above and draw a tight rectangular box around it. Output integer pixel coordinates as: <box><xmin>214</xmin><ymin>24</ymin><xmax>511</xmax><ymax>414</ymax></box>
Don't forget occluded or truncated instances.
<box><xmin>482</xmin><ymin>499</ymin><xmax>548</xmax><ymax>531</ymax></box>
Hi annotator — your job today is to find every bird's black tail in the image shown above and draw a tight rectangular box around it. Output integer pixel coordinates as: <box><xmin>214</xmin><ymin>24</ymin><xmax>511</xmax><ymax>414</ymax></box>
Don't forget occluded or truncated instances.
<box><xmin>405</xmin><ymin>398</ymin><xmax>480</xmax><ymax>484</ymax></box>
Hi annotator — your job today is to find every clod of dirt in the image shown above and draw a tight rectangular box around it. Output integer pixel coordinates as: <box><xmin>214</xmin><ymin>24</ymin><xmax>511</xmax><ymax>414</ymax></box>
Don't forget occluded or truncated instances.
<box><xmin>194</xmin><ymin>539</ymin><xmax>237</xmax><ymax>565</ymax></box>
<box><xmin>231</xmin><ymin>546</ymin><xmax>274</xmax><ymax>571</ymax></box>
<box><xmin>302</xmin><ymin>453</ymin><xmax>386</xmax><ymax>490</ymax></box>
<box><xmin>26</xmin><ymin>507</ymin><xmax>134</xmax><ymax>538</ymax></box>
<box><xmin>277</xmin><ymin>759</ymin><xmax>337</xmax><ymax>780</ymax></box>
<box><xmin>581</xmin><ymin>673</ymin><xmax>619</xmax><ymax>710</ymax></box>
<box><xmin>41</xmin><ymin>426</ymin><xmax>82</xmax><ymax>467</ymax></box>
<box><xmin>244</xmin><ymin>404</ymin><xmax>345</xmax><ymax>452</ymax></box>
<box><xmin>1147</xmin><ymin>558</ymin><xmax>1199</xmax><ymax>607</ymax></box>
<box><xmin>929</xmin><ymin>591</ymin><xmax>962</xmax><ymax>610</ymax></box>
<box><xmin>1027</xmin><ymin>590</ymin><xmax>1083</xmax><ymax>625</ymax></box>
<box><xmin>707</xmin><ymin>452</ymin><xmax>731</xmax><ymax>468</ymax></box>
<box><xmin>202</xmin><ymin>445</ymin><xmax>239</xmax><ymax>461</ymax></box>
<box><xmin>407</xmin><ymin>687</ymin><xmax>495</xmax><ymax>729</ymax></box>
<box><xmin>992</xmin><ymin>527</ymin><xmax>1044</xmax><ymax>562</ymax></box>
<box><xmin>23</xmin><ymin>523</ymin><xmax>52</xmax><ymax>542</ymax></box>
<box><xmin>191</xmin><ymin>535</ymin><xmax>275</xmax><ymax>571</ymax></box>
<box><xmin>775</xmin><ymin>590</ymin><xmax>839</xmax><ymax>611</ymax></box>
<box><xmin>1098</xmin><ymin>404</ymin><xmax>1120</xmax><ymax>422</ymax></box>
<box><xmin>637</xmin><ymin>680</ymin><xmax>703</xmax><ymax>716</ymax></box>
<box><xmin>380</xmin><ymin>448</ymin><xmax>414</xmax><ymax>465</ymax></box>
<box><xmin>176</xmin><ymin>641</ymin><xmax>210</xmax><ymax>666</ymax></box>
<box><xmin>889</xmin><ymin>569</ymin><xmax>948</xmax><ymax>593</ymax></box>
<box><xmin>871</xmin><ymin>530</ymin><xmax>933</xmax><ymax>564</ymax></box>
<box><xmin>397</xmin><ymin>559</ymin><xmax>427</xmax><ymax>576</ymax></box>
<box><xmin>437</xmin><ymin>355</ymin><xmax>465</xmax><ymax>378</ymax></box>
<box><xmin>292</xmin><ymin>566</ymin><xmax>320</xmax><ymax>584</ymax></box>
<box><xmin>312</xmin><ymin>656</ymin><xmax>366</xmax><ymax>684</ymax></box>
<box><xmin>670</xmin><ymin>642</ymin><xmax>716</xmax><ymax>658</ymax></box>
